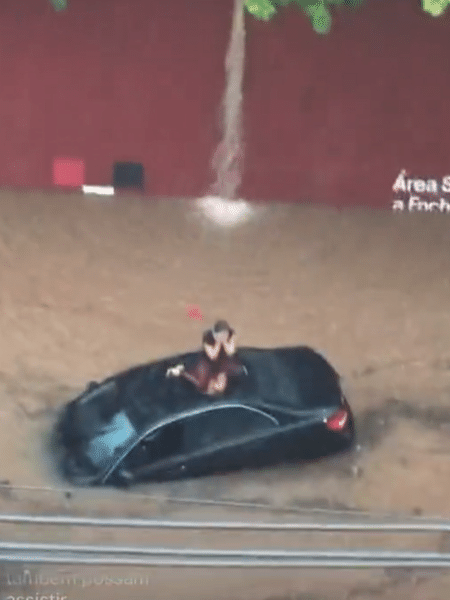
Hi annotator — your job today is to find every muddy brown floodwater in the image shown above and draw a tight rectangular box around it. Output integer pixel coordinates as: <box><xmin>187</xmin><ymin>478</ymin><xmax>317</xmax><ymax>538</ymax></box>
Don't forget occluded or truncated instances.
<box><xmin>2</xmin><ymin>190</ymin><xmax>450</xmax><ymax>599</ymax></box>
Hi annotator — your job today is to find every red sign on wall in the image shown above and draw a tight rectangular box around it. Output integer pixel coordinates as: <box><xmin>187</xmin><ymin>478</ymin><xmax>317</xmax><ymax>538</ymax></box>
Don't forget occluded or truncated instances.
<box><xmin>52</xmin><ymin>158</ymin><xmax>85</xmax><ymax>188</ymax></box>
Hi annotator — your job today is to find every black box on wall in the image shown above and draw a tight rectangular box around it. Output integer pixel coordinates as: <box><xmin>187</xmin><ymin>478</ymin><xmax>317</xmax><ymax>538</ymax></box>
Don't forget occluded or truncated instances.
<box><xmin>113</xmin><ymin>162</ymin><xmax>145</xmax><ymax>190</ymax></box>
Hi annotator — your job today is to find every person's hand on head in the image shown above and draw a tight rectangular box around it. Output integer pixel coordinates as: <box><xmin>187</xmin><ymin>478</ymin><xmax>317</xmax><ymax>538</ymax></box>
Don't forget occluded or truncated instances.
<box><xmin>203</xmin><ymin>329</ymin><xmax>221</xmax><ymax>360</ymax></box>
<box><xmin>223</xmin><ymin>332</ymin><xmax>236</xmax><ymax>356</ymax></box>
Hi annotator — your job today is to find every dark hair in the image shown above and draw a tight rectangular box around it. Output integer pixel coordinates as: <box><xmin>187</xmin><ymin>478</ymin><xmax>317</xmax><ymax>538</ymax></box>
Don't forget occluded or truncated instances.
<box><xmin>202</xmin><ymin>329</ymin><xmax>216</xmax><ymax>346</ymax></box>
<box><xmin>213</xmin><ymin>320</ymin><xmax>232</xmax><ymax>334</ymax></box>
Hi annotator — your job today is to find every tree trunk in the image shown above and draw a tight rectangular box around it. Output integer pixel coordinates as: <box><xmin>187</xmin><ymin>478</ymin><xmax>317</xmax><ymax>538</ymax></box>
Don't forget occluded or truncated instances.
<box><xmin>210</xmin><ymin>0</ymin><xmax>246</xmax><ymax>201</ymax></box>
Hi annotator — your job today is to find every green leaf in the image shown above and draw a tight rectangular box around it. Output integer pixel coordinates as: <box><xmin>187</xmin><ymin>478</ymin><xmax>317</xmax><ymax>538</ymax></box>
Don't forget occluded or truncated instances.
<box><xmin>49</xmin><ymin>0</ymin><xmax>67</xmax><ymax>10</ymax></box>
<box><xmin>246</xmin><ymin>0</ymin><xmax>365</xmax><ymax>32</ymax></box>
<box><xmin>422</xmin><ymin>0</ymin><xmax>450</xmax><ymax>17</ymax></box>
<box><xmin>326</xmin><ymin>0</ymin><xmax>364</xmax><ymax>5</ymax></box>
<box><xmin>312</xmin><ymin>7</ymin><xmax>332</xmax><ymax>33</ymax></box>
<box><xmin>245</xmin><ymin>0</ymin><xmax>277</xmax><ymax>20</ymax></box>
<box><xmin>299</xmin><ymin>1</ymin><xmax>331</xmax><ymax>34</ymax></box>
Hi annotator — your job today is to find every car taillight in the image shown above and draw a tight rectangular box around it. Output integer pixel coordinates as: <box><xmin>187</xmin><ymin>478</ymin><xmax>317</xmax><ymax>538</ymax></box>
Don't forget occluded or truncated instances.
<box><xmin>325</xmin><ymin>408</ymin><xmax>348</xmax><ymax>431</ymax></box>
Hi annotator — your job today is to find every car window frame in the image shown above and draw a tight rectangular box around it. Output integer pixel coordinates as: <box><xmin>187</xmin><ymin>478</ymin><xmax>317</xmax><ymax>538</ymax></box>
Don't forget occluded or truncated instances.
<box><xmin>102</xmin><ymin>403</ymin><xmax>279</xmax><ymax>483</ymax></box>
<box><xmin>180</xmin><ymin>404</ymin><xmax>281</xmax><ymax>455</ymax></box>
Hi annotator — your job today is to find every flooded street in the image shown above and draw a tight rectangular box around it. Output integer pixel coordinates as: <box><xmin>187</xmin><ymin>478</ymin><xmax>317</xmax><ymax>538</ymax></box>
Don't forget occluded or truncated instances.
<box><xmin>1</xmin><ymin>190</ymin><xmax>450</xmax><ymax>599</ymax></box>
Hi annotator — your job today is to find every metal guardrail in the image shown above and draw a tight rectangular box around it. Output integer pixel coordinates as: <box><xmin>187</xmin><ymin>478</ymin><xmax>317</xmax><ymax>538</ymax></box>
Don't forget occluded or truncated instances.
<box><xmin>3</xmin><ymin>513</ymin><xmax>450</xmax><ymax>568</ymax></box>
<box><xmin>0</xmin><ymin>482</ymin><xmax>446</xmax><ymax>521</ymax></box>
<box><xmin>1</xmin><ymin>513</ymin><xmax>450</xmax><ymax>531</ymax></box>
<box><xmin>2</xmin><ymin>547</ymin><xmax>450</xmax><ymax>568</ymax></box>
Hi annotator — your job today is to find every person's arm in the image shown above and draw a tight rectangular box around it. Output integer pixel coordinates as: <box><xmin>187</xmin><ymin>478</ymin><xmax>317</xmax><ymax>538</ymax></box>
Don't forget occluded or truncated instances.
<box><xmin>181</xmin><ymin>369</ymin><xmax>202</xmax><ymax>386</ymax></box>
<box><xmin>204</xmin><ymin>339</ymin><xmax>222</xmax><ymax>360</ymax></box>
<box><xmin>181</xmin><ymin>359</ymin><xmax>211</xmax><ymax>389</ymax></box>
<box><xmin>167</xmin><ymin>363</ymin><xmax>204</xmax><ymax>387</ymax></box>
<box><xmin>222</xmin><ymin>331</ymin><xmax>236</xmax><ymax>356</ymax></box>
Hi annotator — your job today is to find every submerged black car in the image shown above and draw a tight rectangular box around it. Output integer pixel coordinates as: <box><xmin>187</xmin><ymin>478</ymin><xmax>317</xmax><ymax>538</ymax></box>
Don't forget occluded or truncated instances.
<box><xmin>54</xmin><ymin>346</ymin><xmax>355</xmax><ymax>487</ymax></box>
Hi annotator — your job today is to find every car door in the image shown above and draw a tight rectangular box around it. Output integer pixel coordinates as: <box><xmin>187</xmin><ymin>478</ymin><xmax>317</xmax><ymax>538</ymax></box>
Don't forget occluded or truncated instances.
<box><xmin>180</xmin><ymin>405</ymin><xmax>279</xmax><ymax>477</ymax></box>
<box><xmin>110</xmin><ymin>420</ymin><xmax>186</xmax><ymax>484</ymax></box>
<box><xmin>114</xmin><ymin>406</ymin><xmax>279</xmax><ymax>483</ymax></box>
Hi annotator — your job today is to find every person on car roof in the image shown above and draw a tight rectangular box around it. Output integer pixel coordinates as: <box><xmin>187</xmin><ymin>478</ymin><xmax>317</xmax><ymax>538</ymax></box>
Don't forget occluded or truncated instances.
<box><xmin>166</xmin><ymin>320</ymin><xmax>247</xmax><ymax>395</ymax></box>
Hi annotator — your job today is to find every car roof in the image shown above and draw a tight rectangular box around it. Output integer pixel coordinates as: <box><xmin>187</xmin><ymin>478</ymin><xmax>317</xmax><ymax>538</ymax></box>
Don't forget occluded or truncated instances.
<box><xmin>70</xmin><ymin>346</ymin><xmax>341</xmax><ymax>438</ymax></box>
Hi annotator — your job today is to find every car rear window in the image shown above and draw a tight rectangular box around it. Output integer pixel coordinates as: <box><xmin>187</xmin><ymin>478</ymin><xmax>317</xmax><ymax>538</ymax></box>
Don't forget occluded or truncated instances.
<box><xmin>242</xmin><ymin>348</ymin><xmax>342</xmax><ymax>409</ymax></box>
<box><xmin>70</xmin><ymin>381</ymin><xmax>139</xmax><ymax>470</ymax></box>
<box><xmin>86</xmin><ymin>410</ymin><xmax>138</xmax><ymax>469</ymax></box>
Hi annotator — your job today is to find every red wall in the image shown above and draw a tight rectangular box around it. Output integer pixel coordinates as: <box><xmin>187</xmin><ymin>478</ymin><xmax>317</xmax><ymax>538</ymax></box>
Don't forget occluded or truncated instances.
<box><xmin>245</xmin><ymin>0</ymin><xmax>450</xmax><ymax>206</ymax></box>
<box><xmin>0</xmin><ymin>0</ymin><xmax>230</xmax><ymax>196</ymax></box>
<box><xmin>1</xmin><ymin>0</ymin><xmax>450</xmax><ymax>207</ymax></box>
